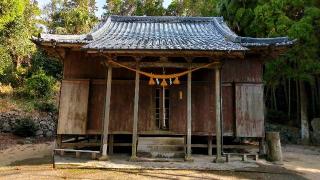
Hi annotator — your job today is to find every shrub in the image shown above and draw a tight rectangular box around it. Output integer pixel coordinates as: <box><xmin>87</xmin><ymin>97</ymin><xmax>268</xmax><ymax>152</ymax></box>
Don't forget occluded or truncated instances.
<box><xmin>35</xmin><ymin>101</ymin><xmax>57</xmax><ymax>113</ymax></box>
<box><xmin>13</xmin><ymin>118</ymin><xmax>38</xmax><ymax>137</ymax></box>
<box><xmin>30</xmin><ymin>50</ymin><xmax>62</xmax><ymax>80</ymax></box>
<box><xmin>0</xmin><ymin>83</ymin><xmax>13</xmax><ymax>96</ymax></box>
<box><xmin>24</xmin><ymin>70</ymin><xmax>55</xmax><ymax>98</ymax></box>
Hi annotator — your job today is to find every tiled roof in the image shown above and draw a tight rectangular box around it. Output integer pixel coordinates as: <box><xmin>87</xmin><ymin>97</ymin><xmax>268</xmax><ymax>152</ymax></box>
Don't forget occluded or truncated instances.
<box><xmin>33</xmin><ymin>16</ymin><xmax>294</xmax><ymax>51</ymax></box>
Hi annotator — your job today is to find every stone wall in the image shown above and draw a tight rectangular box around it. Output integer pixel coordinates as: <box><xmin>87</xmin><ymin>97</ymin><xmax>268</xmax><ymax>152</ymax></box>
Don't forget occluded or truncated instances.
<box><xmin>0</xmin><ymin>111</ymin><xmax>57</xmax><ymax>137</ymax></box>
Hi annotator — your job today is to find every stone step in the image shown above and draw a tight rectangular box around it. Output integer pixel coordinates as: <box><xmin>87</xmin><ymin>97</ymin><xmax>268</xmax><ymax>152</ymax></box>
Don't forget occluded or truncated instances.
<box><xmin>138</xmin><ymin>137</ymin><xmax>184</xmax><ymax>145</ymax></box>
<box><xmin>137</xmin><ymin>151</ymin><xmax>185</xmax><ymax>158</ymax></box>
<box><xmin>137</xmin><ymin>144</ymin><xmax>185</xmax><ymax>152</ymax></box>
<box><xmin>137</xmin><ymin>137</ymin><xmax>185</xmax><ymax>158</ymax></box>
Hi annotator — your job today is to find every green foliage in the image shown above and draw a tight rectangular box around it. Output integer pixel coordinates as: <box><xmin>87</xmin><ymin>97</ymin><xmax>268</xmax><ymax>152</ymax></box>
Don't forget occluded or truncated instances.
<box><xmin>24</xmin><ymin>70</ymin><xmax>56</xmax><ymax>98</ymax></box>
<box><xmin>13</xmin><ymin>117</ymin><xmax>38</xmax><ymax>137</ymax></box>
<box><xmin>30</xmin><ymin>50</ymin><xmax>62</xmax><ymax>80</ymax></box>
<box><xmin>0</xmin><ymin>0</ymin><xmax>40</xmax><ymax>88</ymax></box>
<box><xmin>44</xmin><ymin>0</ymin><xmax>98</xmax><ymax>34</ymax></box>
<box><xmin>0</xmin><ymin>45</ymin><xmax>12</xmax><ymax>76</ymax></box>
<box><xmin>105</xmin><ymin>0</ymin><xmax>165</xmax><ymax>16</ymax></box>
<box><xmin>34</xmin><ymin>101</ymin><xmax>57</xmax><ymax>113</ymax></box>
<box><xmin>0</xmin><ymin>0</ymin><xmax>25</xmax><ymax>31</ymax></box>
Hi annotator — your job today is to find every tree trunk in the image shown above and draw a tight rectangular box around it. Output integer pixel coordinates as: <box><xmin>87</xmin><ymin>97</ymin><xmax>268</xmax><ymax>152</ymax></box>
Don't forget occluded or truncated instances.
<box><xmin>296</xmin><ymin>80</ymin><xmax>300</xmax><ymax>126</ymax></box>
<box><xmin>288</xmin><ymin>79</ymin><xmax>291</xmax><ymax>121</ymax></box>
<box><xmin>272</xmin><ymin>87</ymin><xmax>278</xmax><ymax>111</ymax></box>
<box><xmin>299</xmin><ymin>81</ymin><xmax>309</xmax><ymax>144</ymax></box>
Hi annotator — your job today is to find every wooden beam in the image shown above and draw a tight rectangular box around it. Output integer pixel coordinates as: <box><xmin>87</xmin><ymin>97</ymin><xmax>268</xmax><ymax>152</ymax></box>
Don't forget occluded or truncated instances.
<box><xmin>106</xmin><ymin>62</ymin><xmax>218</xmax><ymax>69</ymax></box>
<box><xmin>100</xmin><ymin>65</ymin><xmax>113</xmax><ymax>160</ymax></box>
<box><xmin>131</xmin><ymin>64</ymin><xmax>140</xmax><ymax>161</ymax></box>
<box><xmin>185</xmin><ymin>70</ymin><xmax>192</xmax><ymax>161</ymax></box>
<box><xmin>214</xmin><ymin>66</ymin><xmax>223</xmax><ymax>163</ymax></box>
<box><xmin>98</xmin><ymin>50</ymin><xmax>245</xmax><ymax>59</ymax></box>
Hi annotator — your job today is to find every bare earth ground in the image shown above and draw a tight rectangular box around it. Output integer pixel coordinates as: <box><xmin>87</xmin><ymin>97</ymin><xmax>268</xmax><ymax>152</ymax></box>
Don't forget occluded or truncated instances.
<box><xmin>0</xmin><ymin>134</ymin><xmax>319</xmax><ymax>180</ymax></box>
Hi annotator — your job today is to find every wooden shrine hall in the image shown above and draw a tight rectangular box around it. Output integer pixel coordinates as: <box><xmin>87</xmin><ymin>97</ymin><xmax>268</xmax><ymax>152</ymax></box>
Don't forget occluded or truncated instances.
<box><xmin>33</xmin><ymin>16</ymin><xmax>294</xmax><ymax>162</ymax></box>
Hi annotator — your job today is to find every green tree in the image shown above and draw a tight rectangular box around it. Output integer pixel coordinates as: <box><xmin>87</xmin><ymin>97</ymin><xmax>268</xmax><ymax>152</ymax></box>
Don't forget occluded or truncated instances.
<box><xmin>44</xmin><ymin>0</ymin><xmax>98</xmax><ymax>34</ymax></box>
<box><xmin>0</xmin><ymin>0</ymin><xmax>40</xmax><ymax>86</ymax></box>
<box><xmin>165</xmin><ymin>0</ymin><xmax>218</xmax><ymax>16</ymax></box>
<box><xmin>104</xmin><ymin>0</ymin><xmax>165</xmax><ymax>16</ymax></box>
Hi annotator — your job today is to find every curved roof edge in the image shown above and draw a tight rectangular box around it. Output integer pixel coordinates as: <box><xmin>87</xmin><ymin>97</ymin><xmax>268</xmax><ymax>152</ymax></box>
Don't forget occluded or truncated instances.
<box><xmin>213</xmin><ymin>17</ymin><xmax>295</xmax><ymax>47</ymax></box>
<box><xmin>32</xmin><ymin>15</ymin><xmax>295</xmax><ymax>49</ymax></box>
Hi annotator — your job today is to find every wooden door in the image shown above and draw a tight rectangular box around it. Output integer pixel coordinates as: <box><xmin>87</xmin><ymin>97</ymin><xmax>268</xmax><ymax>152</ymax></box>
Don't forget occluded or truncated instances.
<box><xmin>57</xmin><ymin>80</ymin><xmax>90</xmax><ymax>134</ymax></box>
<box><xmin>235</xmin><ymin>83</ymin><xmax>264</xmax><ymax>137</ymax></box>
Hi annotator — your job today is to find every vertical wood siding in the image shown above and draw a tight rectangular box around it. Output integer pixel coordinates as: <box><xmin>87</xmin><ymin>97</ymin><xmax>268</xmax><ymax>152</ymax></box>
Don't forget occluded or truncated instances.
<box><xmin>191</xmin><ymin>82</ymin><xmax>215</xmax><ymax>135</ymax></box>
<box><xmin>138</xmin><ymin>82</ymin><xmax>155</xmax><ymax>132</ymax></box>
<box><xmin>222</xmin><ymin>84</ymin><xmax>235</xmax><ymax>136</ymax></box>
<box><xmin>109</xmin><ymin>81</ymin><xmax>134</xmax><ymax>133</ymax></box>
<box><xmin>235</xmin><ymin>83</ymin><xmax>264</xmax><ymax>137</ymax></box>
<box><xmin>57</xmin><ymin>80</ymin><xmax>90</xmax><ymax>134</ymax></box>
<box><xmin>222</xmin><ymin>59</ymin><xmax>263</xmax><ymax>83</ymax></box>
<box><xmin>87</xmin><ymin>80</ymin><xmax>106</xmax><ymax>134</ymax></box>
<box><xmin>170</xmin><ymin>84</ymin><xmax>187</xmax><ymax>133</ymax></box>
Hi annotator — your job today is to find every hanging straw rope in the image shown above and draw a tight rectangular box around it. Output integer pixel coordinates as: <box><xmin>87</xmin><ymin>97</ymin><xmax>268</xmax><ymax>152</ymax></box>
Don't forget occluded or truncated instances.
<box><xmin>108</xmin><ymin>60</ymin><xmax>219</xmax><ymax>79</ymax></box>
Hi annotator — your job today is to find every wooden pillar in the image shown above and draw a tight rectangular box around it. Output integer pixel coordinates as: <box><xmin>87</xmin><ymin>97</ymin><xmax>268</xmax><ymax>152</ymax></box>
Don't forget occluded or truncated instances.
<box><xmin>131</xmin><ymin>64</ymin><xmax>140</xmax><ymax>161</ymax></box>
<box><xmin>185</xmin><ymin>70</ymin><xmax>192</xmax><ymax>161</ymax></box>
<box><xmin>214</xmin><ymin>66</ymin><xmax>223</xmax><ymax>163</ymax></box>
<box><xmin>100</xmin><ymin>65</ymin><xmax>112</xmax><ymax>160</ymax></box>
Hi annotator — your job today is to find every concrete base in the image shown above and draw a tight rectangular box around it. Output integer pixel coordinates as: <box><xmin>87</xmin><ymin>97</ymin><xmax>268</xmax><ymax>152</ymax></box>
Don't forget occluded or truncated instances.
<box><xmin>54</xmin><ymin>154</ymin><xmax>258</xmax><ymax>170</ymax></box>
<box><xmin>213</xmin><ymin>157</ymin><xmax>224</xmax><ymax>163</ymax></box>
<box><xmin>129</xmin><ymin>156</ymin><xmax>138</xmax><ymax>162</ymax></box>
<box><xmin>184</xmin><ymin>156</ymin><xmax>194</xmax><ymax>162</ymax></box>
<box><xmin>98</xmin><ymin>155</ymin><xmax>109</xmax><ymax>161</ymax></box>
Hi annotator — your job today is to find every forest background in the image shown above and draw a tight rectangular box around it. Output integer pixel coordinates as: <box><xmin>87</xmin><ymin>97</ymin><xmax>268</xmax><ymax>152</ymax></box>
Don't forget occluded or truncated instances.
<box><xmin>0</xmin><ymin>0</ymin><xmax>319</xmax><ymax>143</ymax></box>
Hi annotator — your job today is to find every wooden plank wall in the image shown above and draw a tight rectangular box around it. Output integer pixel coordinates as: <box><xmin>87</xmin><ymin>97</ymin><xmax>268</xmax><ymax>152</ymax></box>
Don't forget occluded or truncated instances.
<box><xmin>138</xmin><ymin>82</ymin><xmax>155</xmax><ymax>132</ymax></box>
<box><xmin>57</xmin><ymin>80</ymin><xmax>90</xmax><ymax>134</ymax></box>
<box><xmin>235</xmin><ymin>84</ymin><xmax>264</xmax><ymax>137</ymax></box>
<box><xmin>59</xmin><ymin>53</ymin><xmax>266</xmax><ymax>137</ymax></box>
<box><xmin>169</xmin><ymin>84</ymin><xmax>187</xmax><ymax>133</ymax></box>
<box><xmin>87</xmin><ymin>80</ymin><xmax>106</xmax><ymax>134</ymax></box>
<box><xmin>222</xmin><ymin>59</ymin><xmax>263</xmax><ymax>83</ymax></box>
<box><xmin>222</xmin><ymin>84</ymin><xmax>235</xmax><ymax>136</ymax></box>
<box><xmin>191</xmin><ymin>82</ymin><xmax>215</xmax><ymax>135</ymax></box>
<box><xmin>63</xmin><ymin>52</ymin><xmax>105</xmax><ymax>79</ymax></box>
<box><xmin>109</xmin><ymin>81</ymin><xmax>134</xmax><ymax>133</ymax></box>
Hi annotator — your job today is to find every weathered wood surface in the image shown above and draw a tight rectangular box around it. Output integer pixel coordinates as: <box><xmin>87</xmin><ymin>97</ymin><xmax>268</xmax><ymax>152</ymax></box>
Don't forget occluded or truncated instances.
<box><xmin>87</xmin><ymin>80</ymin><xmax>106</xmax><ymax>134</ymax></box>
<box><xmin>222</xmin><ymin>59</ymin><xmax>263</xmax><ymax>83</ymax></box>
<box><xmin>63</xmin><ymin>51</ymin><xmax>105</xmax><ymax>79</ymax></box>
<box><xmin>214</xmin><ymin>67</ymin><xmax>223</xmax><ymax>162</ymax></box>
<box><xmin>109</xmin><ymin>81</ymin><xmax>134</xmax><ymax>132</ymax></box>
<box><xmin>131</xmin><ymin>66</ymin><xmax>140</xmax><ymax>159</ymax></box>
<box><xmin>169</xmin><ymin>84</ymin><xmax>187</xmax><ymax>133</ymax></box>
<box><xmin>191</xmin><ymin>82</ymin><xmax>215</xmax><ymax>134</ymax></box>
<box><xmin>186</xmin><ymin>71</ymin><xmax>192</xmax><ymax>159</ymax></box>
<box><xmin>101</xmin><ymin>66</ymin><xmax>113</xmax><ymax>157</ymax></box>
<box><xmin>235</xmin><ymin>83</ymin><xmax>264</xmax><ymax>137</ymax></box>
<box><xmin>138</xmin><ymin>82</ymin><xmax>154</xmax><ymax>132</ymax></box>
<box><xmin>57</xmin><ymin>80</ymin><xmax>89</xmax><ymax>134</ymax></box>
<box><xmin>222</xmin><ymin>84</ymin><xmax>234</xmax><ymax>136</ymax></box>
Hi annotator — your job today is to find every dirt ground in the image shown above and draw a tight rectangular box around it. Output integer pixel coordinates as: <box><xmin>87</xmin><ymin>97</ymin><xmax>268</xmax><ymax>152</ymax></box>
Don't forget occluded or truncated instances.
<box><xmin>0</xmin><ymin>134</ymin><xmax>319</xmax><ymax>180</ymax></box>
